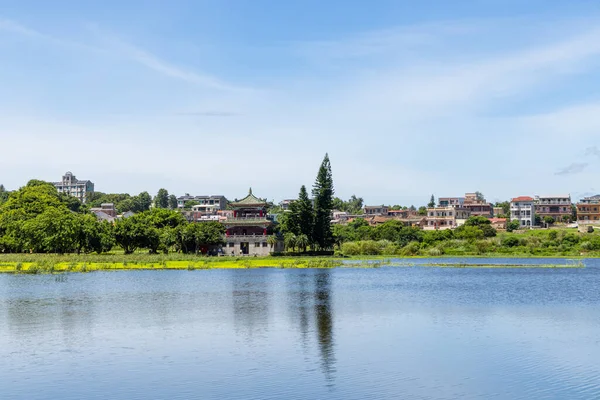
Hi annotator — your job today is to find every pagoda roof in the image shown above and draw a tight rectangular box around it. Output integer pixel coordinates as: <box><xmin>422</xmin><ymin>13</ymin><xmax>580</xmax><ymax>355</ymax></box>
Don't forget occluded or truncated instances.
<box><xmin>230</xmin><ymin>188</ymin><xmax>267</xmax><ymax>207</ymax></box>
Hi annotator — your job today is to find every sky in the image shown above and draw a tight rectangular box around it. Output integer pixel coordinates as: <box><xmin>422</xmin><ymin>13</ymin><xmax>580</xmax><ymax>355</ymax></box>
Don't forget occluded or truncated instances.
<box><xmin>2</xmin><ymin>0</ymin><xmax>600</xmax><ymax>206</ymax></box>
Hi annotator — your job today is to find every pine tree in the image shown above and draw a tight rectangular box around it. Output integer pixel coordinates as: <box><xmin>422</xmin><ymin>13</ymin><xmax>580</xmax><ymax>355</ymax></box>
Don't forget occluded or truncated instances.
<box><xmin>428</xmin><ymin>194</ymin><xmax>435</xmax><ymax>208</ymax></box>
<box><xmin>312</xmin><ymin>154</ymin><xmax>334</xmax><ymax>250</ymax></box>
<box><xmin>297</xmin><ymin>185</ymin><xmax>314</xmax><ymax>241</ymax></box>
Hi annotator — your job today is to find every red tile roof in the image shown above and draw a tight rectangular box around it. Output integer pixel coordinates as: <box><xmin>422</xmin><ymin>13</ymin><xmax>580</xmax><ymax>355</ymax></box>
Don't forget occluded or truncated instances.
<box><xmin>511</xmin><ymin>196</ymin><xmax>534</xmax><ymax>202</ymax></box>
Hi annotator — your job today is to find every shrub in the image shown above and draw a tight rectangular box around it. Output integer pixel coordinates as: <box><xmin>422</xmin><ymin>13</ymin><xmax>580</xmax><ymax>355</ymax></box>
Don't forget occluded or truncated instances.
<box><xmin>454</xmin><ymin>226</ymin><xmax>484</xmax><ymax>241</ymax></box>
<box><xmin>401</xmin><ymin>241</ymin><xmax>421</xmax><ymax>256</ymax></box>
<box><xmin>506</xmin><ymin>220</ymin><xmax>520</xmax><ymax>232</ymax></box>
<box><xmin>502</xmin><ymin>236</ymin><xmax>520</xmax><ymax>248</ymax></box>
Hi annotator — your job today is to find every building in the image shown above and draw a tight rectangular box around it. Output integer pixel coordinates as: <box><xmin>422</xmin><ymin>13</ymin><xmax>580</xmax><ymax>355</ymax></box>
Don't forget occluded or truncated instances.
<box><xmin>90</xmin><ymin>203</ymin><xmax>116</xmax><ymax>217</ymax></box>
<box><xmin>463</xmin><ymin>193</ymin><xmax>493</xmax><ymax>217</ymax></box>
<box><xmin>489</xmin><ymin>218</ymin><xmax>507</xmax><ymax>230</ymax></box>
<box><xmin>493</xmin><ymin>207</ymin><xmax>505</xmax><ymax>217</ymax></box>
<box><xmin>510</xmin><ymin>196</ymin><xmax>535</xmax><ymax>228</ymax></box>
<box><xmin>223</xmin><ymin>189</ymin><xmax>283</xmax><ymax>256</ymax></box>
<box><xmin>363</xmin><ymin>205</ymin><xmax>389</xmax><ymax>216</ymax></box>
<box><xmin>177</xmin><ymin>194</ymin><xmax>227</xmax><ymax>211</ymax></box>
<box><xmin>53</xmin><ymin>171</ymin><xmax>94</xmax><ymax>203</ymax></box>
<box><xmin>534</xmin><ymin>195</ymin><xmax>572</xmax><ymax>222</ymax></box>
<box><xmin>576</xmin><ymin>195</ymin><xmax>600</xmax><ymax>224</ymax></box>
<box><xmin>438</xmin><ymin>197</ymin><xmax>464</xmax><ymax>207</ymax></box>
<box><xmin>279</xmin><ymin>199</ymin><xmax>296</xmax><ymax>210</ymax></box>
<box><xmin>425</xmin><ymin>206</ymin><xmax>470</xmax><ymax>230</ymax></box>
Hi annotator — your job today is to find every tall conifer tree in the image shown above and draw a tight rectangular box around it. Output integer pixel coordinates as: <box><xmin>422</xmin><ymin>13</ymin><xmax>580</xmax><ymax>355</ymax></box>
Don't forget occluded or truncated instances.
<box><xmin>312</xmin><ymin>154</ymin><xmax>334</xmax><ymax>250</ymax></box>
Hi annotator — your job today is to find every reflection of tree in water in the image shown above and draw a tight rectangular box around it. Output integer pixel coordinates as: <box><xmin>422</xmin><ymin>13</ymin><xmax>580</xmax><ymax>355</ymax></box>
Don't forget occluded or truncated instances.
<box><xmin>314</xmin><ymin>270</ymin><xmax>336</xmax><ymax>383</ymax></box>
<box><xmin>231</xmin><ymin>271</ymin><xmax>270</xmax><ymax>339</ymax></box>
<box><xmin>286</xmin><ymin>272</ymin><xmax>312</xmax><ymax>347</ymax></box>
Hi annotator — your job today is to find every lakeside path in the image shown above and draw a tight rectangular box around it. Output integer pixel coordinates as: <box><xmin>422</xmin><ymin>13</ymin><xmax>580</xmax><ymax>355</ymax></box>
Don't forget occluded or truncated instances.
<box><xmin>0</xmin><ymin>255</ymin><xmax>590</xmax><ymax>273</ymax></box>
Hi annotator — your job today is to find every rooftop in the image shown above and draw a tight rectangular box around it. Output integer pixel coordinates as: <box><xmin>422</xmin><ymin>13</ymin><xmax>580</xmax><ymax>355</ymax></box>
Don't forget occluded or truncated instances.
<box><xmin>512</xmin><ymin>196</ymin><xmax>534</xmax><ymax>202</ymax></box>
<box><xmin>230</xmin><ymin>188</ymin><xmax>267</xmax><ymax>207</ymax></box>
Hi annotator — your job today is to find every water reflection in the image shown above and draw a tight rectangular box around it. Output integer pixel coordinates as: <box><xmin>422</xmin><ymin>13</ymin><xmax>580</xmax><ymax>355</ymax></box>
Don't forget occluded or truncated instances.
<box><xmin>231</xmin><ymin>270</ymin><xmax>271</xmax><ymax>340</ymax></box>
<box><xmin>314</xmin><ymin>270</ymin><xmax>336</xmax><ymax>383</ymax></box>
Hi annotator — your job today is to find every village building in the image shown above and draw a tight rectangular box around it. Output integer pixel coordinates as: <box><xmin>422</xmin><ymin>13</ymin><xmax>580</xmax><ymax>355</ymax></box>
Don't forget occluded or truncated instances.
<box><xmin>489</xmin><ymin>217</ymin><xmax>507</xmax><ymax>230</ymax></box>
<box><xmin>576</xmin><ymin>195</ymin><xmax>600</xmax><ymax>224</ymax></box>
<box><xmin>223</xmin><ymin>189</ymin><xmax>283</xmax><ymax>256</ymax></box>
<box><xmin>510</xmin><ymin>196</ymin><xmax>535</xmax><ymax>227</ymax></box>
<box><xmin>463</xmin><ymin>192</ymin><xmax>493</xmax><ymax>217</ymax></box>
<box><xmin>53</xmin><ymin>171</ymin><xmax>94</xmax><ymax>203</ymax></box>
<box><xmin>425</xmin><ymin>206</ymin><xmax>470</xmax><ymax>230</ymax></box>
<box><xmin>534</xmin><ymin>195</ymin><xmax>572</xmax><ymax>222</ymax></box>
<box><xmin>176</xmin><ymin>194</ymin><xmax>227</xmax><ymax>210</ymax></box>
<box><xmin>363</xmin><ymin>205</ymin><xmax>389</xmax><ymax>216</ymax></box>
<box><xmin>493</xmin><ymin>207</ymin><xmax>505</xmax><ymax>217</ymax></box>
<box><xmin>438</xmin><ymin>197</ymin><xmax>464</xmax><ymax>207</ymax></box>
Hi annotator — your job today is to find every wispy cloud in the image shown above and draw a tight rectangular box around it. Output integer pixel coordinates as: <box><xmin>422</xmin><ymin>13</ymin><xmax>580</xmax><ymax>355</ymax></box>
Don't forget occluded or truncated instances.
<box><xmin>87</xmin><ymin>25</ymin><xmax>248</xmax><ymax>92</ymax></box>
<box><xmin>585</xmin><ymin>146</ymin><xmax>600</xmax><ymax>158</ymax></box>
<box><xmin>555</xmin><ymin>162</ymin><xmax>589</xmax><ymax>175</ymax></box>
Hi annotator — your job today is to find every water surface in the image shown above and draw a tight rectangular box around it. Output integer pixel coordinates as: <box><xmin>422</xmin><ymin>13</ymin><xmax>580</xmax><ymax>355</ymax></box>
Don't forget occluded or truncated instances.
<box><xmin>1</xmin><ymin>258</ymin><xmax>600</xmax><ymax>399</ymax></box>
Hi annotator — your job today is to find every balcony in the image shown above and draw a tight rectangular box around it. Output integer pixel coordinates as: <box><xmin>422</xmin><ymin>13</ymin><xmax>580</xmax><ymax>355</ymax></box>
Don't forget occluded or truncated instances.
<box><xmin>224</xmin><ymin>216</ymin><xmax>272</xmax><ymax>225</ymax></box>
<box><xmin>225</xmin><ymin>234</ymin><xmax>273</xmax><ymax>243</ymax></box>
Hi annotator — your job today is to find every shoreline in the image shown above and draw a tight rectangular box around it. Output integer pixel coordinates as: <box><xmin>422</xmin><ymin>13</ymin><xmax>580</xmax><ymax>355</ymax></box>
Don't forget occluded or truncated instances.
<box><xmin>0</xmin><ymin>254</ymin><xmax>592</xmax><ymax>274</ymax></box>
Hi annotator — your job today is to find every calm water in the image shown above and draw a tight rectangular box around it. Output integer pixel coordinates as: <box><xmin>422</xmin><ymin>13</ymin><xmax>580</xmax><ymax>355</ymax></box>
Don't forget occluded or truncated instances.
<box><xmin>1</xmin><ymin>258</ymin><xmax>600</xmax><ymax>399</ymax></box>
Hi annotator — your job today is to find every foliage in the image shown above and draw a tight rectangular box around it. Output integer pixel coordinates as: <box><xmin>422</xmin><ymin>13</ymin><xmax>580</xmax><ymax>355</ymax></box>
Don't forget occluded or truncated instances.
<box><xmin>506</xmin><ymin>220</ymin><xmax>520</xmax><ymax>232</ymax></box>
<box><xmin>543</xmin><ymin>216</ymin><xmax>555</xmax><ymax>225</ymax></box>
<box><xmin>418</xmin><ymin>206</ymin><xmax>427</xmax><ymax>216</ymax></box>
<box><xmin>332</xmin><ymin>195</ymin><xmax>364</xmax><ymax>214</ymax></box>
<box><xmin>312</xmin><ymin>154</ymin><xmax>335</xmax><ymax>250</ymax></box>
<box><xmin>154</xmin><ymin>188</ymin><xmax>169</xmax><ymax>209</ymax></box>
<box><xmin>168</xmin><ymin>195</ymin><xmax>178</xmax><ymax>210</ymax></box>
<box><xmin>428</xmin><ymin>195</ymin><xmax>435</xmax><ymax>208</ymax></box>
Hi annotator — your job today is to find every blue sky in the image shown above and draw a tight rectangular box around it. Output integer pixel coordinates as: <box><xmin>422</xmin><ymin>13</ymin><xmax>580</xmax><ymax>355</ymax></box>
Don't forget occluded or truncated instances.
<box><xmin>2</xmin><ymin>0</ymin><xmax>600</xmax><ymax>206</ymax></box>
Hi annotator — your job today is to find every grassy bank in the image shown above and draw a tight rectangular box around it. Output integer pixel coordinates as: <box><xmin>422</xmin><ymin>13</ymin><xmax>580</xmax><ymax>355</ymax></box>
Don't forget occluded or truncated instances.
<box><xmin>0</xmin><ymin>252</ymin><xmax>590</xmax><ymax>274</ymax></box>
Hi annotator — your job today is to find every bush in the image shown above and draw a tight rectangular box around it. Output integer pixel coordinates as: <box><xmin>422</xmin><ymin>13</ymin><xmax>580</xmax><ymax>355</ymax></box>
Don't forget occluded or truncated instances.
<box><xmin>502</xmin><ymin>236</ymin><xmax>520</xmax><ymax>248</ymax></box>
<box><xmin>506</xmin><ymin>220</ymin><xmax>520</xmax><ymax>232</ymax></box>
<box><xmin>454</xmin><ymin>226</ymin><xmax>484</xmax><ymax>241</ymax></box>
<box><xmin>401</xmin><ymin>241</ymin><xmax>421</xmax><ymax>256</ymax></box>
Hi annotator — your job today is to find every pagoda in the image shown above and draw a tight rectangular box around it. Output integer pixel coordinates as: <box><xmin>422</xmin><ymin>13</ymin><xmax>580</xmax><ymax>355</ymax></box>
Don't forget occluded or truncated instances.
<box><xmin>224</xmin><ymin>188</ymin><xmax>280</xmax><ymax>255</ymax></box>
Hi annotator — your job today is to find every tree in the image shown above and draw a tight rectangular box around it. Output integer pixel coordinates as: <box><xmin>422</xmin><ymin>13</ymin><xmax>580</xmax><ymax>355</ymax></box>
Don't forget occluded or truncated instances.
<box><xmin>296</xmin><ymin>234</ymin><xmax>309</xmax><ymax>253</ymax></box>
<box><xmin>428</xmin><ymin>195</ymin><xmax>435</xmax><ymax>208</ymax></box>
<box><xmin>267</xmin><ymin>235</ymin><xmax>278</xmax><ymax>250</ymax></box>
<box><xmin>154</xmin><ymin>188</ymin><xmax>169</xmax><ymax>209</ymax></box>
<box><xmin>0</xmin><ymin>184</ymin><xmax>8</xmax><ymax>205</ymax></box>
<box><xmin>168</xmin><ymin>195</ymin><xmax>178</xmax><ymax>210</ymax></box>
<box><xmin>133</xmin><ymin>191</ymin><xmax>152</xmax><ymax>212</ymax></box>
<box><xmin>296</xmin><ymin>185</ymin><xmax>314</xmax><ymax>241</ymax></box>
<box><xmin>544</xmin><ymin>216</ymin><xmax>555</xmax><ymax>226</ymax></box>
<box><xmin>312</xmin><ymin>154</ymin><xmax>335</xmax><ymax>250</ymax></box>
<box><xmin>463</xmin><ymin>216</ymin><xmax>496</xmax><ymax>237</ymax></box>
<box><xmin>284</xmin><ymin>232</ymin><xmax>297</xmax><ymax>251</ymax></box>
<box><xmin>184</xmin><ymin>200</ymin><xmax>200</xmax><ymax>210</ymax></box>
<box><xmin>179</xmin><ymin>222</ymin><xmax>225</xmax><ymax>254</ymax></box>
<box><xmin>475</xmin><ymin>191</ymin><xmax>485</xmax><ymax>202</ymax></box>
<box><xmin>418</xmin><ymin>206</ymin><xmax>427</xmax><ymax>216</ymax></box>
<box><xmin>114</xmin><ymin>216</ymin><xmax>147</xmax><ymax>254</ymax></box>
<box><xmin>506</xmin><ymin>219</ymin><xmax>520</xmax><ymax>232</ymax></box>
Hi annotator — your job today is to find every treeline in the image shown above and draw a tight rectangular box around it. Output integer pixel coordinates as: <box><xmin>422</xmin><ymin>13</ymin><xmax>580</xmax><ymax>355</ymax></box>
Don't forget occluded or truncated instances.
<box><xmin>0</xmin><ymin>181</ymin><xmax>224</xmax><ymax>254</ymax></box>
<box><xmin>88</xmin><ymin>188</ymin><xmax>178</xmax><ymax>213</ymax></box>
<box><xmin>329</xmin><ymin>217</ymin><xmax>600</xmax><ymax>256</ymax></box>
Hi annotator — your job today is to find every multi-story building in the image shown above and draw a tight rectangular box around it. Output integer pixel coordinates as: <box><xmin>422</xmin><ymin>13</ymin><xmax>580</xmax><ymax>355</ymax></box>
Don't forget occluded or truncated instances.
<box><xmin>53</xmin><ymin>171</ymin><xmax>94</xmax><ymax>203</ymax></box>
<box><xmin>463</xmin><ymin>192</ymin><xmax>493</xmax><ymax>217</ymax></box>
<box><xmin>177</xmin><ymin>194</ymin><xmax>227</xmax><ymax>211</ymax></box>
<box><xmin>510</xmin><ymin>196</ymin><xmax>535</xmax><ymax>228</ymax></box>
<box><xmin>438</xmin><ymin>197</ymin><xmax>464</xmax><ymax>207</ymax></box>
<box><xmin>425</xmin><ymin>206</ymin><xmax>470</xmax><ymax>230</ymax></box>
<box><xmin>576</xmin><ymin>195</ymin><xmax>600</xmax><ymax>224</ymax></box>
<box><xmin>363</xmin><ymin>205</ymin><xmax>389</xmax><ymax>216</ymax></box>
<box><xmin>493</xmin><ymin>207</ymin><xmax>505</xmax><ymax>217</ymax></box>
<box><xmin>534</xmin><ymin>195</ymin><xmax>572</xmax><ymax>222</ymax></box>
<box><xmin>223</xmin><ymin>189</ymin><xmax>282</xmax><ymax>256</ymax></box>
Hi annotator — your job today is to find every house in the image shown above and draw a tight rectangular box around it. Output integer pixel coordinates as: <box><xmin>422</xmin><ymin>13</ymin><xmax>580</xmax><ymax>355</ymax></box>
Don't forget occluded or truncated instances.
<box><xmin>493</xmin><ymin>207</ymin><xmax>505</xmax><ymax>217</ymax></box>
<box><xmin>331</xmin><ymin>210</ymin><xmax>349</xmax><ymax>224</ymax></box>
<box><xmin>279</xmin><ymin>199</ymin><xmax>296</xmax><ymax>210</ymax></box>
<box><xmin>223</xmin><ymin>188</ymin><xmax>283</xmax><ymax>256</ymax></box>
<box><xmin>425</xmin><ymin>206</ymin><xmax>470</xmax><ymax>230</ymax></box>
<box><xmin>387</xmin><ymin>209</ymin><xmax>413</xmax><ymax>218</ymax></box>
<box><xmin>438</xmin><ymin>197</ymin><xmax>464</xmax><ymax>207</ymax></box>
<box><xmin>489</xmin><ymin>217</ymin><xmax>507</xmax><ymax>230</ymax></box>
<box><xmin>92</xmin><ymin>210</ymin><xmax>115</xmax><ymax>223</ymax></box>
<box><xmin>177</xmin><ymin>194</ymin><xmax>227</xmax><ymax>210</ymax></box>
<box><xmin>53</xmin><ymin>171</ymin><xmax>94</xmax><ymax>203</ymax></box>
<box><xmin>510</xmin><ymin>196</ymin><xmax>535</xmax><ymax>228</ymax></box>
<box><xmin>463</xmin><ymin>193</ymin><xmax>493</xmax><ymax>217</ymax></box>
<box><xmin>576</xmin><ymin>195</ymin><xmax>600</xmax><ymax>224</ymax></box>
<box><xmin>363</xmin><ymin>205</ymin><xmax>389</xmax><ymax>216</ymax></box>
<box><xmin>534</xmin><ymin>195</ymin><xmax>572</xmax><ymax>222</ymax></box>
<box><xmin>90</xmin><ymin>203</ymin><xmax>116</xmax><ymax>217</ymax></box>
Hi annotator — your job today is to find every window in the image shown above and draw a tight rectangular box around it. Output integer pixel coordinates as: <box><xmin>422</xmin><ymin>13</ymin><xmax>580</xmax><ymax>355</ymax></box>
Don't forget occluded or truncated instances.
<box><xmin>255</xmin><ymin>242</ymin><xmax>260</xmax><ymax>247</ymax></box>
<box><xmin>228</xmin><ymin>243</ymin><xmax>234</xmax><ymax>248</ymax></box>
<box><xmin>262</xmin><ymin>242</ymin><xmax>268</xmax><ymax>247</ymax></box>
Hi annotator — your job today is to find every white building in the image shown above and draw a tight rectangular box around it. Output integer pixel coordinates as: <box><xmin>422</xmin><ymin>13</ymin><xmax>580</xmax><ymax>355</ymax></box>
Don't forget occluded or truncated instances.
<box><xmin>425</xmin><ymin>205</ymin><xmax>471</xmax><ymax>230</ymax></box>
<box><xmin>53</xmin><ymin>171</ymin><xmax>94</xmax><ymax>203</ymax></box>
<box><xmin>177</xmin><ymin>194</ymin><xmax>227</xmax><ymax>211</ymax></box>
<box><xmin>510</xmin><ymin>196</ymin><xmax>535</xmax><ymax>227</ymax></box>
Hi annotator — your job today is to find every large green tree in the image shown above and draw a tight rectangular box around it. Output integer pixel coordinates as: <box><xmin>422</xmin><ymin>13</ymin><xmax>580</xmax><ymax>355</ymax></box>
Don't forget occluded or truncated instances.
<box><xmin>428</xmin><ymin>195</ymin><xmax>436</xmax><ymax>208</ymax></box>
<box><xmin>312</xmin><ymin>154</ymin><xmax>335</xmax><ymax>250</ymax></box>
<box><xmin>154</xmin><ymin>188</ymin><xmax>169</xmax><ymax>209</ymax></box>
<box><xmin>168</xmin><ymin>194</ymin><xmax>178</xmax><ymax>210</ymax></box>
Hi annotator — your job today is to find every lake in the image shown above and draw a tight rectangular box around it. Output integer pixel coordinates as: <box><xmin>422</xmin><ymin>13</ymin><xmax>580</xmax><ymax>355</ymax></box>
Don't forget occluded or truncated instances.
<box><xmin>1</xmin><ymin>258</ymin><xmax>600</xmax><ymax>399</ymax></box>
